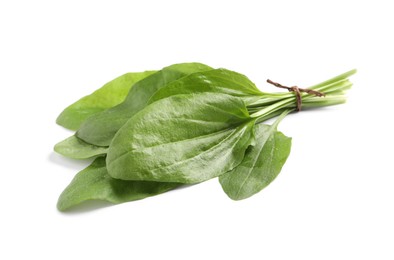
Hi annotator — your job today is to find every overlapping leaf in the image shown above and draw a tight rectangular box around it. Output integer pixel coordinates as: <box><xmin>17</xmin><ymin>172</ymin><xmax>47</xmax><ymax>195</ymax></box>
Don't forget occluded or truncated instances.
<box><xmin>148</xmin><ymin>68</ymin><xmax>263</xmax><ymax>105</ymax></box>
<box><xmin>54</xmin><ymin>135</ymin><xmax>108</xmax><ymax>159</ymax></box>
<box><xmin>77</xmin><ymin>63</ymin><xmax>212</xmax><ymax>146</ymax></box>
<box><xmin>107</xmin><ymin>93</ymin><xmax>256</xmax><ymax>183</ymax></box>
<box><xmin>219</xmin><ymin>115</ymin><xmax>292</xmax><ymax>200</ymax></box>
<box><xmin>57</xmin><ymin>157</ymin><xmax>181</xmax><ymax>211</ymax></box>
<box><xmin>56</xmin><ymin>71</ymin><xmax>156</xmax><ymax>130</ymax></box>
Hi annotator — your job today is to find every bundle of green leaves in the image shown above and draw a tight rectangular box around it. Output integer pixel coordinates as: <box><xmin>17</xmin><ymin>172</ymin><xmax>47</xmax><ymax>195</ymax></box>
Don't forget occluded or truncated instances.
<box><xmin>54</xmin><ymin>63</ymin><xmax>356</xmax><ymax>211</ymax></box>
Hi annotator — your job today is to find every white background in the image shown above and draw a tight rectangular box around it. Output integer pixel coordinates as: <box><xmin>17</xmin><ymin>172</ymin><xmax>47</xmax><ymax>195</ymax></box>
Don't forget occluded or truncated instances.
<box><xmin>1</xmin><ymin>0</ymin><xmax>393</xmax><ymax>259</ymax></box>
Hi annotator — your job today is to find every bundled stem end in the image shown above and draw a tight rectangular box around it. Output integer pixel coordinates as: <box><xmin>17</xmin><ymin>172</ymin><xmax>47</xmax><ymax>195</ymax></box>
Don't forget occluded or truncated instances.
<box><xmin>249</xmin><ymin>70</ymin><xmax>355</xmax><ymax>120</ymax></box>
<box><xmin>266</xmin><ymin>79</ymin><xmax>325</xmax><ymax>111</ymax></box>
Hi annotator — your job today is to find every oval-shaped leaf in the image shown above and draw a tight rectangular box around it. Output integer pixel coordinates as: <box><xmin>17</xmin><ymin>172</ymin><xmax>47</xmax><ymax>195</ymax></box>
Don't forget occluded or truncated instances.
<box><xmin>56</xmin><ymin>71</ymin><xmax>156</xmax><ymax>130</ymax></box>
<box><xmin>54</xmin><ymin>135</ymin><xmax>108</xmax><ymax>159</ymax></box>
<box><xmin>76</xmin><ymin>63</ymin><xmax>212</xmax><ymax>146</ymax></box>
<box><xmin>107</xmin><ymin>92</ymin><xmax>256</xmax><ymax>184</ymax></box>
<box><xmin>219</xmin><ymin>120</ymin><xmax>292</xmax><ymax>200</ymax></box>
<box><xmin>148</xmin><ymin>68</ymin><xmax>263</xmax><ymax>105</ymax></box>
<box><xmin>57</xmin><ymin>157</ymin><xmax>181</xmax><ymax>211</ymax></box>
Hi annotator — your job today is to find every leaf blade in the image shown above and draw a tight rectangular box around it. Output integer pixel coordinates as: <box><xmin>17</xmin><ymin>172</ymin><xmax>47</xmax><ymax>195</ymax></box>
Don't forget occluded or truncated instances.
<box><xmin>57</xmin><ymin>157</ymin><xmax>181</xmax><ymax>211</ymax></box>
<box><xmin>76</xmin><ymin>63</ymin><xmax>213</xmax><ymax>146</ymax></box>
<box><xmin>54</xmin><ymin>135</ymin><xmax>108</xmax><ymax>159</ymax></box>
<box><xmin>148</xmin><ymin>68</ymin><xmax>262</xmax><ymax>105</ymax></box>
<box><xmin>107</xmin><ymin>93</ymin><xmax>255</xmax><ymax>183</ymax></box>
<box><xmin>219</xmin><ymin>122</ymin><xmax>292</xmax><ymax>200</ymax></box>
<box><xmin>56</xmin><ymin>71</ymin><xmax>156</xmax><ymax>130</ymax></box>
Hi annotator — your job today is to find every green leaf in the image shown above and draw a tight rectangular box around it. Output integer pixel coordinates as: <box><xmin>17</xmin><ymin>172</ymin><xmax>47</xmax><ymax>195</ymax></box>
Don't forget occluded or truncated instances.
<box><xmin>107</xmin><ymin>92</ymin><xmax>256</xmax><ymax>184</ymax></box>
<box><xmin>56</xmin><ymin>71</ymin><xmax>156</xmax><ymax>130</ymax></box>
<box><xmin>57</xmin><ymin>157</ymin><xmax>181</xmax><ymax>211</ymax></box>
<box><xmin>76</xmin><ymin>63</ymin><xmax>213</xmax><ymax>146</ymax></box>
<box><xmin>148</xmin><ymin>68</ymin><xmax>263</xmax><ymax>105</ymax></box>
<box><xmin>54</xmin><ymin>135</ymin><xmax>108</xmax><ymax>159</ymax></box>
<box><xmin>219</xmin><ymin>115</ymin><xmax>292</xmax><ymax>200</ymax></box>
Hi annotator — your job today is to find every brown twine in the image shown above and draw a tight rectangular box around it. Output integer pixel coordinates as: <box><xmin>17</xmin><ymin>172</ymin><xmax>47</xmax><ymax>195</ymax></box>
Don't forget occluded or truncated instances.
<box><xmin>266</xmin><ymin>79</ymin><xmax>325</xmax><ymax>111</ymax></box>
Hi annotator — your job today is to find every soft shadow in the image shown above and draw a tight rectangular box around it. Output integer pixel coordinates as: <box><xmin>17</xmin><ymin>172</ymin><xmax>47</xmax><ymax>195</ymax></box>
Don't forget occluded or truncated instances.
<box><xmin>172</xmin><ymin>184</ymin><xmax>195</xmax><ymax>191</ymax></box>
<box><xmin>59</xmin><ymin>200</ymin><xmax>114</xmax><ymax>215</ymax></box>
<box><xmin>48</xmin><ymin>152</ymin><xmax>93</xmax><ymax>171</ymax></box>
<box><xmin>60</xmin><ymin>186</ymin><xmax>195</xmax><ymax>214</ymax></box>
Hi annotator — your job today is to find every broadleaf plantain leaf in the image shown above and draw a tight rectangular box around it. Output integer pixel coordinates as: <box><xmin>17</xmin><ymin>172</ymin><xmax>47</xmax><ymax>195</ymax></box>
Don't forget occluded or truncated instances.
<box><xmin>148</xmin><ymin>68</ymin><xmax>263</xmax><ymax>105</ymax></box>
<box><xmin>56</xmin><ymin>71</ymin><xmax>156</xmax><ymax>130</ymax></box>
<box><xmin>107</xmin><ymin>92</ymin><xmax>256</xmax><ymax>184</ymax></box>
<box><xmin>54</xmin><ymin>135</ymin><xmax>108</xmax><ymax>159</ymax></box>
<box><xmin>219</xmin><ymin>118</ymin><xmax>292</xmax><ymax>200</ymax></box>
<box><xmin>76</xmin><ymin>63</ymin><xmax>212</xmax><ymax>146</ymax></box>
<box><xmin>57</xmin><ymin>157</ymin><xmax>181</xmax><ymax>211</ymax></box>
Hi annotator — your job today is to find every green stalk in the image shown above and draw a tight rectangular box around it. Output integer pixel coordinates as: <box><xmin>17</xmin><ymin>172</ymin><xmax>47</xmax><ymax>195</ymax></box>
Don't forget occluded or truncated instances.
<box><xmin>249</xmin><ymin>69</ymin><xmax>356</xmax><ymax>122</ymax></box>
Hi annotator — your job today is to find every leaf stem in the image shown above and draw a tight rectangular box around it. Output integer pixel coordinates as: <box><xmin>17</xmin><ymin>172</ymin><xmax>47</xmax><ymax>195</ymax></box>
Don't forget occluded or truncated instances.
<box><xmin>271</xmin><ymin>109</ymin><xmax>292</xmax><ymax>129</ymax></box>
<box><xmin>248</xmin><ymin>69</ymin><xmax>356</xmax><ymax>122</ymax></box>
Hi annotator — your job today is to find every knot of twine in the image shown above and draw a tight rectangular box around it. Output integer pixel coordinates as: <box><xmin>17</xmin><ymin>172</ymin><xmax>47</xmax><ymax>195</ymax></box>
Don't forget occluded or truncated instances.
<box><xmin>266</xmin><ymin>79</ymin><xmax>325</xmax><ymax>111</ymax></box>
